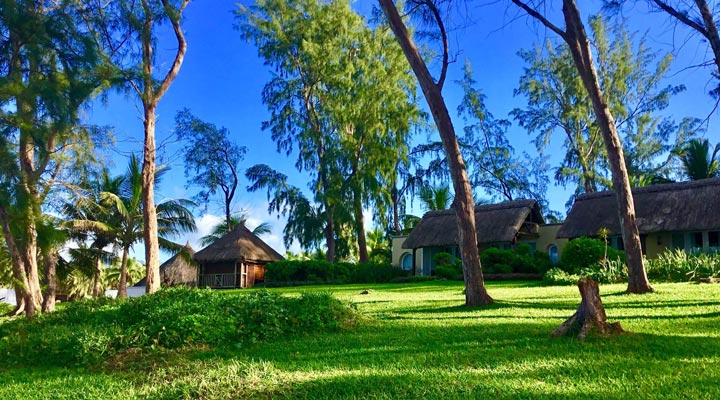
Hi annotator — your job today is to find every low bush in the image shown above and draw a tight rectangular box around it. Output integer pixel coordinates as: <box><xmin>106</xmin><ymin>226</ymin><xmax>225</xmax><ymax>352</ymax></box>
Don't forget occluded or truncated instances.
<box><xmin>264</xmin><ymin>260</ymin><xmax>408</xmax><ymax>286</ymax></box>
<box><xmin>432</xmin><ymin>252</ymin><xmax>463</xmax><ymax>280</ymax></box>
<box><xmin>481</xmin><ymin>245</ymin><xmax>553</xmax><ymax>274</ymax></box>
<box><xmin>560</xmin><ymin>237</ymin><xmax>625</xmax><ymax>274</ymax></box>
<box><xmin>0</xmin><ymin>287</ymin><xmax>361</xmax><ymax>367</ymax></box>
<box><xmin>578</xmin><ymin>258</ymin><xmax>628</xmax><ymax>284</ymax></box>
<box><xmin>543</xmin><ymin>268</ymin><xmax>579</xmax><ymax>286</ymax></box>
<box><xmin>646</xmin><ymin>249</ymin><xmax>720</xmax><ymax>282</ymax></box>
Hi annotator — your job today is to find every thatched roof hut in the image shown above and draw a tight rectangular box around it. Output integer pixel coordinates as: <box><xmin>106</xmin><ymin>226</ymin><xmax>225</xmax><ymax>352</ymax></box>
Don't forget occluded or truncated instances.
<box><xmin>557</xmin><ymin>178</ymin><xmax>720</xmax><ymax>239</ymax></box>
<box><xmin>134</xmin><ymin>243</ymin><xmax>197</xmax><ymax>287</ymax></box>
<box><xmin>194</xmin><ymin>224</ymin><xmax>284</xmax><ymax>289</ymax></box>
<box><xmin>402</xmin><ymin>199</ymin><xmax>545</xmax><ymax>249</ymax></box>
<box><xmin>194</xmin><ymin>224</ymin><xmax>283</xmax><ymax>264</ymax></box>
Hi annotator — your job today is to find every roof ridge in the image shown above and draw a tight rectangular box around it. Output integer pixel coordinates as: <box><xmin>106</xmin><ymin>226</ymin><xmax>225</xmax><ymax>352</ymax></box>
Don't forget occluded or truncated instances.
<box><xmin>576</xmin><ymin>178</ymin><xmax>720</xmax><ymax>201</ymax></box>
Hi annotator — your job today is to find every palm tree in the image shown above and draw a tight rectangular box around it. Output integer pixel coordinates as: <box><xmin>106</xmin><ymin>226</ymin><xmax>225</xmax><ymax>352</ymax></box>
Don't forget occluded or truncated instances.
<box><xmin>680</xmin><ymin>138</ymin><xmax>720</xmax><ymax>180</ymax></box>
<box><xmin>67</xmin><ymin>155</ymin><xmax>197</xmax><ymax>298</ymax></box>
<box><xmin>199</xmin><ymin>212</ymin><xmax>271</xmax><ymax>246</ymax></box>
<box><xmin>419</xmin><ymin>186</ymin><xmax>452</xmax><ymax>211</ymax></box>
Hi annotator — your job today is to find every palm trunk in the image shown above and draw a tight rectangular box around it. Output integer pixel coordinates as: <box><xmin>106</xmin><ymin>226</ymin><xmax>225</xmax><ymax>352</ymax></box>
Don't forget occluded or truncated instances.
<box><xmin>379</xmin><ymin>0</ymin><xmax>492</xmax><ymax>306</ymax></box>
<box><xmin>42</xmin><ymin>251</ymin><xmax>57</xmax><ymax>313</ymax></box>
<box><xmin>118</xmin><ymin>246</ymin><xmax>130</xmax><ymax>298</ymax></box>
<box><xmin>92</xmin><ymin>256</ymin><xmax>103</xmax><ymax>298</ymax></box>
<box><xmin>560</xmin><ymin>0</ymin><xmax>652</xmax><ymax>293</ymax></box>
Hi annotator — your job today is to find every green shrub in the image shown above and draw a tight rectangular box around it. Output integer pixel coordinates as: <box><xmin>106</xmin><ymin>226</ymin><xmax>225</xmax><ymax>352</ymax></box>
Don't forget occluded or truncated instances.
<box><xmin>646</xmin><ymin>249</ymin><xmax>720</xmax><ymax>282</ymax></box>
<box><xmin>480</xmin><ymin>246</ymin><xmax>552</xmax><ymax>274</ymax></box>
<box><xmin>264</xmin><ymin>260</ymin><xmax>405</xmax><ymax>285</ymax></box>
<box><xmin>560</xmin><ymin>237</ymin><xmax>625</xmax><ymax>274</ymax></box>
<box><xmin>0</xmin><ymin>287</ymin><xmax>361</xmax><ymax>367</ymax></box>
<box><xmin>434</xmin><ymin>265</ymin><xmax>463</xmax><ymax>280</ymax></box>
<box><xmin>543</xmin><ymin>268</ymin><xmax>579</xmax><ymax>286</ymax></box>
<box><xmin>577</xmin><ymin>258</ymin><xmax>628</xmax><ymax>284</ymax></box>
<box><xmin>433</xmin><ymin>252</ymin><xmax>455</xmax><ymax>267</ymax></box>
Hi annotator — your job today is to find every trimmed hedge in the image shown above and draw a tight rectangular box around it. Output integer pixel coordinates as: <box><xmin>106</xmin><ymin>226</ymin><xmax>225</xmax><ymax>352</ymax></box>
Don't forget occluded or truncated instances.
<box><xmin>480</xmin><ymin>244</ymin><xmax>553</xmax><ymax>274</ymax></box>
<box><xmin>264</xmin><ymin>260</ymin><xmax>409</xmax><ymax>286</ymax></box>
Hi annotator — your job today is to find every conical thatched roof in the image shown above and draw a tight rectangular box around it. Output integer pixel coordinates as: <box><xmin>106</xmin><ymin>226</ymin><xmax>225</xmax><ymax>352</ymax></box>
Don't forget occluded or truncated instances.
<box><xmin>194</xmin><ymin>224</ymin><xmax>284</xmax><ymax>264</ymax></box>
<box><xmin>402</xmin><ymin>199</ymin><xmax>545</xmax><ymax>249</ymax></box>
<box><xmin>557</xmin><ymin>178</ymin><xmax>720</xmax><ymax>239</ymax></box>
<box><xmin>134</xmin><ymin>243</ymin><xmax>197</xmax><ymax>287</ymax></box>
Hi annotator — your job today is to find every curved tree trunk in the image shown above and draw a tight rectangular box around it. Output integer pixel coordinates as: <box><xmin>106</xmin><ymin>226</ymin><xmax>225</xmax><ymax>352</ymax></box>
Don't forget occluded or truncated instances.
<box><xmin>7</xmin><ymin>288</ymin><xmax>25</xmax><ymax>317</ymax></box>
<box><xmin>379</xmin><ymin>0</ymin><xmax>492</xmax><ymax>306</ymax></box>
<box><xmin>560</xmin><ymin>0</ymin><xmax>652</xmax><ymax>294</ymax></box>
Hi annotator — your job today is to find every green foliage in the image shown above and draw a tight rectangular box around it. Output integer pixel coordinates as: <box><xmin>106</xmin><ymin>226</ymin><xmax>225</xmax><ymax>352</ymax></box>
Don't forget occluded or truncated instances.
<box><xmin>481</xmin><ymin>246</ymin><xmax>553</xmax><ymax>274</ymax></box>
<box><xmin>432</xmin><ymin>252</ymin><xmax>454</xmax><ymax>267</ymax></box>
<box><xmin>0</xmin><ymin>287</ymin><xmax>360</xmax><ymax>367</ymax></box>
<box><xmin>578</xmin><ymin>258</ymin><xmax>628</xmax><ymax>284</ymax></box>
<box><xmin>542</xmin><ymin>267</ymin><xmax>579</xmax><ymax>286</ymax></box>
<box><xmin>680</xmin><ymin>138</ymin><xmax>720</xmax><ymax>180</ymax></box>
<box><xmin>264</xmin><ymin>260</ymin><xmax>408</xmax><ymax>286</ymax></box>
<box><xmin>646</xmin><ymin>249</ymin><xmax>720</xmax><ymax>282</ymax></box>
<box><xmin>560</xmin><ymin>237</ymin><xmax>625</xmax><ymax>274</ymax></box>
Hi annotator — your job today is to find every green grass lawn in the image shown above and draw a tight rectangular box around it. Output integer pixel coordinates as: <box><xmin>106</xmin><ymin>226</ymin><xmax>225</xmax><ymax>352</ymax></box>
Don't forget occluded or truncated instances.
<box><xmin>2</xmin><ymin>281</ymin><xmax>719</xmax><ymax>399</ymax></box>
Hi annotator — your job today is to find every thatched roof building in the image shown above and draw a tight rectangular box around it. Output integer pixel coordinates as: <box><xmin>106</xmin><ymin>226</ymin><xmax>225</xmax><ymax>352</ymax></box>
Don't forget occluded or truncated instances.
<box><xmin>557</xmin><ymin>178</ymin><xmax>720</xmax><ymax>239</ymax></box>
<box><xmin>134</xmin><ymin>243</ymin><xmax>197</xmax><ymax>287</ymax></box>
<box><xmin>194</xmin><ymin>224</ymin><xmax>283</xmax><ymax>264</ymax></box>
<box><xmin>402</xmin><ymin>199</ymin><xmax>545</xmax><ymax>249</ymax></box>
<box><xmin>194</xmin><ymin>224</ymin><xmax>283</xmax><ymax>289</ymax></box>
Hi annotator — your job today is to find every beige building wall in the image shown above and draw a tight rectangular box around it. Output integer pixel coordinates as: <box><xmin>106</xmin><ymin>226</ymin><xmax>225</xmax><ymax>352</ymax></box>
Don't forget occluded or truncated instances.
<box><xmin>535</xmin><ymin>224</ymin><xmax>568</xmax><ymax>262</ymax></box>
<box><xmin>391</xmin><ymin>236</ymin><xmax>423</xmax><ymax>274</ymax></box>
<box><xmin>645</xmin><ymin>232</ymin><xmax>672</xmax><ymax>259</ymax></box>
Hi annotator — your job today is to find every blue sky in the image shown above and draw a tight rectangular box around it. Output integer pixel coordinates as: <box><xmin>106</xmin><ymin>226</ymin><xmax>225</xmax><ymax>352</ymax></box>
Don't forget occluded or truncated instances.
<box><xmin>83</xmin><ymin>0</ymin><xmax>720</xmax><ymax>260</ymax></box>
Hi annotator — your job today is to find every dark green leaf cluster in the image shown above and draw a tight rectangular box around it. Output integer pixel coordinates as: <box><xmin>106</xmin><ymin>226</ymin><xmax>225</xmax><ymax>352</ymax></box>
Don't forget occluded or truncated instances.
<box><xmin>481</xmin><ymin>244</ymin><xmax>554</xmax><ymax>274</ymax></box>
<box><xmin>264</xmin><ymin>260</ymin><xmax>409</xmax><ymax>286</ymax></box>
<box><xmin>0</xmin><ymin>287</ymin><xmax>360</xmax><ymax>367</ymax></box>
<box><xmin>560</xmin><ymin>237</ymin><xmax>625</xmax><ymax>274</ymax></box>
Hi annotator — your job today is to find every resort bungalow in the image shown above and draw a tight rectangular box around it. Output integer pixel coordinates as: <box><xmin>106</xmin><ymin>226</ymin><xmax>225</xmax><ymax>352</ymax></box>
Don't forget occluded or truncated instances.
<box><xmin>557</xmin><ymin>178</ymin><xmax>720</xmax><ymax>257</ymax></box>
<box><xmin>395</xmin><ymin>199</ymin><xmax>567</xmax><ymax>275</ymax></box>
<box><xmin>193</xmin><ymin>224</ymin><xmax>284</xmax><ymax>289</ymax></box>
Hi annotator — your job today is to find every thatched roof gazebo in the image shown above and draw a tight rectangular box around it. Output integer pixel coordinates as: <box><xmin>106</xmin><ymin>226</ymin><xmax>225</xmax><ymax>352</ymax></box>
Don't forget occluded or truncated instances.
<box><xmin>134</xmin><ymin>243</ymin><xmax>197</xmax><ymax>288</ymax></box>
<box><xmin>557</xmin><ymin>178</ymin><xmax>720</xmax><ymax>256</ymax></box>
<box><xmin>403</xmin><ymin>199</ymin><xmax>545</xmax><ymax>250</ymax></box>
<box><xmin>193</xmin><ymin>224</ymin><xmax>284</xmax><ymax>289</ymax></box>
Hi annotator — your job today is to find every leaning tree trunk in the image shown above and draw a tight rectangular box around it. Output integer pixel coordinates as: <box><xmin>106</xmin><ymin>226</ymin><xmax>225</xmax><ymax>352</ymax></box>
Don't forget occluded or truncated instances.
<box><xmin>379</xmin><ymin>0</ymin><xmax>492</xmax><ymax>306</ymax></box>
<box><xmin>561</xmin><ymin>0</ymin><xmax>652</xmax><ymax>294</ymax></box>
<box><xmin>552</xmin><ymin>278</ymin><xmax>624</xmax><ymax>339</ymax></box>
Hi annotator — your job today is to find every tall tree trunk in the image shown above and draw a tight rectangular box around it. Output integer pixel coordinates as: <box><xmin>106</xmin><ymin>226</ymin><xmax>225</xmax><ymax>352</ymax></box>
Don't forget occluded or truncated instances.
<box><xmin>42</xmin><ymin>251</ymin><xmax>57</xmax><ymax>313</ymax></box>
<box><xmin>92</xmin><ymin>256</ymin><xmax>103</xmax><ymax>298</ymax></box>
<box><xmin>379</xmin><ymin>0</ymin><xmax>492</xmax><ymax>306</ymax></box>
<box><xmin>325</xmin><ymin>207</ymin><xmax>336</xmax><ymax>262</ymax></box>
<box><xmin>353</xmin><ymin>187</ymin><xmax>369</xmax><ymax>263</ymax></box>
<box><xmin>391</xmin><ymin>187</ymin><xmax>401</xmax><ymax>234</ymax></box>
<box><xmin>142</xmin><ymin>105</ymin><xmax>161</xmax><ymax>294</ymax></box>
<box><xmin>118</xmin><ymin>246</ymin><xmax>129</xmax><ymax>298</ymax></box>
<box><xmin>560</xmin><ymin>0</ymin><xmax>652</xmax><ymax>293</ymax></box>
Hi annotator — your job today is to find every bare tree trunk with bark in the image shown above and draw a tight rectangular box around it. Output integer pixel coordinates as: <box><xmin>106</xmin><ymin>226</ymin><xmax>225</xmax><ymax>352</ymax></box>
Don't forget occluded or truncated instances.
<box><xmin>552</xmin><ymin>278</ymin><xmax>624</xmax><ymax>339</ymax></box>
<box><xmin>379</xmin><ymin>0</ymin><xmax>492</xmax><ymax>306</ymax></box>
<box><xmin>511</xmin><ymin>0</ymin><xmax>653</xmax><ymax>294</ymax></box>
<box><xmin>139</xmin><ymin>0</ymin><xmax>189</xmax><ymax>294</ymax></box>
<box><xmin>92</xmin><ymin>257</ymin><xmax>103</xmax><ymax>298</ymax></box>
<box><xmin>42</xmin><ymin>252</ymin><xmax>57</xmax><ymax>313</ymax></box>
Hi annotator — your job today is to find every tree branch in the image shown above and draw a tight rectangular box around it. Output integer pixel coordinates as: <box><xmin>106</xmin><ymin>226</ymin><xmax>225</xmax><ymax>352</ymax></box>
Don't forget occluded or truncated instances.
<box><xmin>511</xmin><ymin>0</ymin><xmax>568</xmax><ymax>40</ymax></box>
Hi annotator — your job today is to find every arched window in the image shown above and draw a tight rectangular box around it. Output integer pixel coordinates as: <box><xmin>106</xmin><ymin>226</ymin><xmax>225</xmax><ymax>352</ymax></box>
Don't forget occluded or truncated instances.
<box><xmin>401</xmin><ymin>253</ymin><xmax>413</xmax><ymax>271</ymax></box>
<box><xmin>547</xmin><ymin>244</ymin><xmax>559</xmax><ymax>264</ymax></box>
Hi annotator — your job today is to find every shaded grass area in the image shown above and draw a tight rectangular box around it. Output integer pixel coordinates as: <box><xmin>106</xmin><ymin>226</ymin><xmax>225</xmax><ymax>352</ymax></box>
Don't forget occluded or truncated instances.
<box><xmin>1</xmin><ymin>281</ymin><xmax>719</xmax><ymax>399</ymax></box>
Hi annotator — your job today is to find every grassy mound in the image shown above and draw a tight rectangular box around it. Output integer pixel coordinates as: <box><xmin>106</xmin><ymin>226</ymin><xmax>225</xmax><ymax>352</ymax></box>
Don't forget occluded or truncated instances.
<box><xmin>0</xmin><ymin>288</ymin><xmax>360</xmax><ymax>367</ymax></box>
